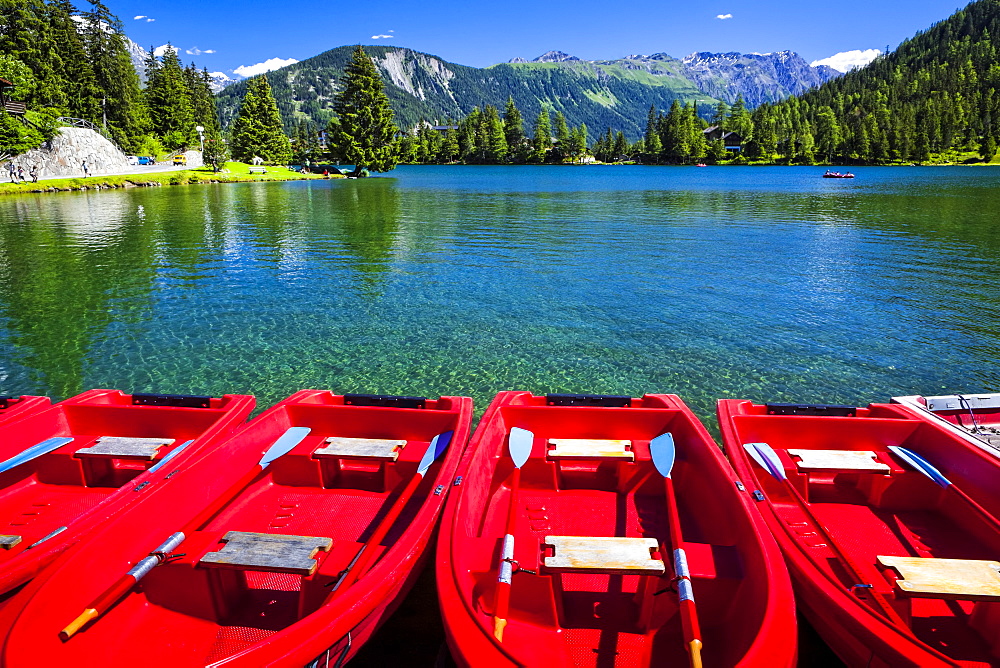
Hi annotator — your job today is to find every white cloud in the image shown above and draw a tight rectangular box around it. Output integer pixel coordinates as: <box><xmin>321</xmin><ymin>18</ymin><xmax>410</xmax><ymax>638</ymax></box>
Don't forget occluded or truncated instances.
<box><xmin>371</xmin><ymin>34</ymin><xmax>393</xmax><ymax>39</ymax></box>
<box><xmin>186</xmin><ymin>47</ymin><xmax>216</xmax><ymax>55</ymax></box>
<box><xmin>811</xmin><ymin>48</ymin><xmax>881</xmax><ymax>73</ymax></box>
<box><xmin>133</xmin><ymin>15</ymin><xmax>155</xmax><ymax>21</ymax></box>
<box><xmin>716</xmin><ymin>13</ymin><xmax>732</xmax><ymax>19</ymax></box>
<box><xmin>233</xmin><ymin>57</ymin><xmax>299</xmax><ymax>78</ymax></box>
<box><xmin>153</xmin><ymin>44</ymin><xmax>175</xmax><ymax>57</ymax></box>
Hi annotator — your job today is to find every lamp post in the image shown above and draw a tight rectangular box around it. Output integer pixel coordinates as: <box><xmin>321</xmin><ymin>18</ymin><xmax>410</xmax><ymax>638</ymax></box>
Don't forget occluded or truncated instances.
<box><xmin>196</xmin><ymin>126</ymin><xmax>205</xmax><ymax>153</ymax></box>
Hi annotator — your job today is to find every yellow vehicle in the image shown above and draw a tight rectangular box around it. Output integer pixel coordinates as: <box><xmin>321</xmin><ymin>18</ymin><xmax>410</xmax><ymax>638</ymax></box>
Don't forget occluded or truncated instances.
<box><xmin>172</xmin><ymin>154</ymin><xmax>187</xmax><ymax>165</ymax></box>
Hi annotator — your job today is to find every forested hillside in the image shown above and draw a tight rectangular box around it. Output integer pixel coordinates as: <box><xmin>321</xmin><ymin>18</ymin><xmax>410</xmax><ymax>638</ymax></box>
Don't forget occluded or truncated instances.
<box><xmin>215</xmin><ymin>45</ymin><xmax>721</xmax><ymax>139</ymax></box>
<box><xmin>749</xmin><ymin>0</ymin><xmax>1000</xmax><ymax>163</ymax></box>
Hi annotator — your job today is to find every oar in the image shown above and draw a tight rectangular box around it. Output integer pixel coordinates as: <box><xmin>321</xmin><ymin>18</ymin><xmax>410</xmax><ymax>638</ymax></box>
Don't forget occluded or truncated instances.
<box><xmin>147</xmin><ymin>439</ymin><xmax>194</xmax><ymax>473</ymax></box>
<box><xmin>650</xmin><ymin>433</ymin><xmax>703</xmax><ymax>668</ymax></box>
<box><xmin>59</xmin><ymin>531</ymin><xmax>186</xmax><ymax>640</ymax></box>
<box><xmin>330</xmin><ymin>431</ymin><xmax>454</xmax><ymax>593</ymax></box>
<box><xmin>889</xmin><ymin>446</ymin><xmax>1000</xmax><ymax>534</ymax></box>
<box><xmin>0</xmin><ymin>437</ymin><xmax>73</xmax><ymax>474</ymax></box>
<box><xmin>492</xmin><ymin>426</ymin><xmax>532</xmax><ymax>642</ymax></box>
<box><xmin>743</xmin><ymin>442</ymin><xmax>910</xmax><ymax>628</ymax></box>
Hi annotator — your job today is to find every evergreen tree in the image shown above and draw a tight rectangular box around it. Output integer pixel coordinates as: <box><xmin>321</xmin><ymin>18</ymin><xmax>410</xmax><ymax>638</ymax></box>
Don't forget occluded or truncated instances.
<box><xmin>483</xmin><ymin>105</ymin><xmax>508</xmax><ymax>163</ymax></box>
<box><xmin>48</xmin><ymin>0</ymin><xmax>101</xmax><ymax>121</ymax></box>
<box><xmin>532</xmin><ymin>108</ymin><xmax>551</xmax><ymax>162</ymax></box>
<box><xmin>0</xmin><ymin>0</ymin><xmax>66</xmax><ymax>109</ymax></box>
<box><xmin>145</xmin><ymin>46</ymin><xmax>194</xmax><ymax>149</ymax></box>
<box><xmin>711</xmin><ymin>100</ymin><xmax>730</xmax><ymax>129</ymax></box>
<box><xmin>332</xmin><ymin>45</ymin><xmax>398</xmax><ymax>176</ymax></box>
<box><xmin>231</xmin><ymin>75</ymin><xmax>292</xmax><ymax>164</ymax></box>
<box><xmin>187</xmin><ymin>67</ymin><xmax>221</xmax><ymax>134</ymax></box>
<box><xmin>503</xmin><ymin>97</ymin><xmax>525</xmax><ymax>158</ymax></box>
<box><xmin>201</xmin><ymin>128</ymin><xmax>229</xmax><ymax>172</ymax></box>
<box><xmin>553</xmin><ymin>111</ymin><xmax>570</xmax><ymax>160</ymax></box>
<box><xmin>643</xmin><ymin>104</ymin><xmax>661</xmax><ymax>158</ymax></box>
<box><xmin>613</xmin><ymin>131</ymin><xmax>628</xmax><ymax>161</ymax></box>
<box><xmin>727</xmin><ymin>95</ymin><xmax>753</xmax><ymax>141</ymax></box>
<box><xmin>81</xmin><ymin>0</ymin><xmax>148</xmax><ymax>151</ymax></box>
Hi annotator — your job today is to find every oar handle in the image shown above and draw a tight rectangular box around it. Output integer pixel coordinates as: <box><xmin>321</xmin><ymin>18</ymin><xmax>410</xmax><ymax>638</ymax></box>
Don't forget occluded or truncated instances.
<box><xmin>664</xmin><ymin>476</ymin><xmax>703</xmax><ymax>661</ymax></box>
<box><xmin>492</xmin><ymin>467</ymin><xmax>522</xmax><ymax>642</ymax></box>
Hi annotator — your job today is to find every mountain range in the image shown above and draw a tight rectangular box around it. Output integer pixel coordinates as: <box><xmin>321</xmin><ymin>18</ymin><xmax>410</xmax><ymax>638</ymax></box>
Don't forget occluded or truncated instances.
<box><xmin>213</xmin><ymin>46</ymin><xmax>841</xmax><ymax>139</ymax></box>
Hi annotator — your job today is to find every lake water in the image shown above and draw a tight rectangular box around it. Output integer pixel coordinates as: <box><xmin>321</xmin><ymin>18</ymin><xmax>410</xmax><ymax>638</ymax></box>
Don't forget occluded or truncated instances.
<box><xmin>1</xmin><ymin>165</ymin><xmax>998</xmax><ymax>425</ymax></box>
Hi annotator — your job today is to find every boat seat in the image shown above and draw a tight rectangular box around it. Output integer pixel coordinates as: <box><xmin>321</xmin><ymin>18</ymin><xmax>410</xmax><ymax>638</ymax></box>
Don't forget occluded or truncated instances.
<box><xmin>546</xmin><ymin>439</ymin><xmax>634</xmax><ymax>461</ymax></box>
<box><xmin>878</xmin><ymin>556</ymin><xmax>1000</xmax><ymax>601</ymax></box>
<box><xmin>199</xmin><ymin>531</ymin><xmax>332</xmax><ymax>576</ymax></box>
<box><xmin>0</xmin><ymin>535</ymin><xmax>21</xmax><ymax>550</ymax></box>
<box><xmin>542</xmin><ymin>536</ymin><xmax>664</xmax><ymax>575</ymax></box>
<box><xmin>787</xmin><ymin>449</ymin><xmax>890</xmax><ymax>473</ymax></box>
<box><xmin>75</xmin><ymin>436</ymin><xmax>175</xmax><ymax>460</ymax></box>
<box><xmin>313</xmin><ymin>437</ymin><xmax>406</xmax><ymax>461</ymax></box>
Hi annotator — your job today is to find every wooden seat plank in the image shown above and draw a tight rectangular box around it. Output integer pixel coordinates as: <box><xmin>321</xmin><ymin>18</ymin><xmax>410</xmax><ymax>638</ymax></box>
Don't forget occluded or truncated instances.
<box><xmin>543</xmin><ymin>536</ymin><xmax>664</xmax><ymax>575</ymax></box>
<box><xmin>75</xmin><ymin>436</ymin><xmax>175</xmax><ymax>460</ymax></box>
<box><xmin>199</xmin><ymin>531</ymin><xmax>332</xmax><ymax>575</ymax></box>
<box><xmin>313</xmin><ymin>437</ymin><xmax>406</xmax><ymax>461</ymax></box>
<box><xmin>547</xmin><ymin>439</ymin><xmax>634</xmax><ymax>460</ymax></box>
<box><xmin>878</xmin><ymin>555</ymin><xmax>1000</xmax><ymax>601</ymax></box>
<box><xmin>788</xmin><ymin>449</ymin><xmax>890</xmax><ymax>473</ymax></box>
<box><xmin>0</xmin><ymin>535</ymin><xmax>21</xmax><ymax>550</ymax></box>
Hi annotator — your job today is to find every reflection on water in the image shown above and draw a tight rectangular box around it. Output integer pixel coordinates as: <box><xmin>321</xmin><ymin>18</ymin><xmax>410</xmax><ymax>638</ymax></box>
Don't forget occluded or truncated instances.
<box><xmin>0</xmin><ymin>166</ymin><xmax>998</xmax><ymax>423</ymax></box>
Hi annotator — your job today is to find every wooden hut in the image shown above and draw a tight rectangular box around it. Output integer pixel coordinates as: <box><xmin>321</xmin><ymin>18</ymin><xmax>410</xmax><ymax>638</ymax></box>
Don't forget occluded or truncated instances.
<box><xmin>0</xmin><ymin>78</ymin><xmax>26</xmax><ymax>115</ymax></box>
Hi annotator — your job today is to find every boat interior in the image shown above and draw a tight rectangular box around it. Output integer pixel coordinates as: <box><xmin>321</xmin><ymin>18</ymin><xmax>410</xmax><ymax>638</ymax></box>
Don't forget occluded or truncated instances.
<box><xmin>0</xmin><ymin>393</ymin><xmax>249</xmax><ymax>555</ymax></box>
<box><xmin>452</xmin><ymin>396</ymin><xmax>776</xmax><ymax>667</ymax></box>
<box><xmin>726</xmin><ymin>402</ymin><xmax>1000</xmax><ymax>663</ymax></box>
<box><xmin>86</xmin><ymin>398</ymin><xmax>463</xmax><ymax>663</ymax></box>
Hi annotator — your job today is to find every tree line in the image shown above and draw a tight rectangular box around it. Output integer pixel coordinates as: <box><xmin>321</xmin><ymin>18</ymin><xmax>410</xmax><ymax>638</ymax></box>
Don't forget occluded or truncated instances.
<box><xmin>0</xmin><ymin>0</ymin><xmax>217</xmax><ymax>157</ymax></box>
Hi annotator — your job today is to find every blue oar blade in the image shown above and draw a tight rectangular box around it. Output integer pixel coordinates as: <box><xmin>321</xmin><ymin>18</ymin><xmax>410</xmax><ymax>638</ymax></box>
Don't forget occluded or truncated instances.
<box><xmin>888</xmin><ymin>445</ymin><xmax>951</xmax><ymax>488</ymax></box>
<box><xmin>508</xmin><ymin>428</ymin><xmax>533</xmax><ymax>469</ymax></box>
<box><xmin>258</xmin><ymin>427</ymin><xmax>311</xmax><ymax>469</ymax></box>
<box><xmin>417</xmin><ymin>431</ymin><xmax>453</xmax><ymax>477</ymax></box>
<box><xmin>0</xmin><ymin>437</ymin><xmax>73</xmax><ymax>475</ymax></box>
<box><xmin>148</xmin><ymin>439</ymin><xmax>194</xmax><ymax>473</ymax></box>
<box><xmin>743</xmin><ymin>442</ymin><xmax>788</xmax><ymax>482</ymax></box>
<box><xmin>650</xmin><ymin>432</ymin><xmax>676</xmax><ymax>478</ymax></box>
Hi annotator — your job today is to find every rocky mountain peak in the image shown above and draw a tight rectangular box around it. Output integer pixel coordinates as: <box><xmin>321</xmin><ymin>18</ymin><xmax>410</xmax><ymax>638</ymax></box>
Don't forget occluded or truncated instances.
<box><xmin>532</xmin><ymin>51</ymin><xmax>580</xmax><ymax>63</ymax></box>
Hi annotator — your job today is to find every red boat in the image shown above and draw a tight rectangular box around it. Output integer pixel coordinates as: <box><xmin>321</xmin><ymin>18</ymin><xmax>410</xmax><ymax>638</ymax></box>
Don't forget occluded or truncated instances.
<box><xmin>438</xmin><ymin>391</ymin><xmax>796</xmax><ymax>668</ymax></box>
<box><xmin>892</xmin><ymin>392</ymin><xmax>1000</xmax><ymax>459</ymax></box>
<box><xmin>0</xmin><ymin>389</ymin><xmax>254</xmax><ymax>599</ymax></box>
<box><xmin>718</xmin><ymin>399</ymin><xmax>1000</xmax><ymax>667</ymax></box>
<box><xmin>0</xmin><ymin>395</ymin><xmax>50</xmax><ymax>425</ymax></box>
<box><xmin>0</xmin><ymin>391</ymin><xmax>472</xmax><ymax>667</ymax></box>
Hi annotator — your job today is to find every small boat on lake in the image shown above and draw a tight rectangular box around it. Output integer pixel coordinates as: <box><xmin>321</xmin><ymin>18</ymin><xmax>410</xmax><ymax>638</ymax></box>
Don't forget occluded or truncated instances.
<box><xmin>718</xmin><ymin>399</ymin><xmax>1000</xmax><ymax>667</ymax></box>
<box><xmin>892</xmin><ymin>392</ymin><xmax>1000</xmax><ymax>458</ymax></box>
<box><xmin>0</xmin><ymin>394</ymin><xmax>50</xmax><ymax>425</ymax></box>
<box><xmin>0</xmin><ymin>391</ymin><xmax>472</xmax><ymax>667</ymax></box>
<box><xmin>438</xmin><ymin>391</ymin><xmax>796</xmax><ymax>668</ymax></box>
<box><xmin>823</xmin><ymin>170</ymin><xmax>855</xmax><ymax>178</ymax></box>
<box><xmin>0</xmin><ymin>389</ymin><xmax>254</xmax><ymax>599</ymax></box>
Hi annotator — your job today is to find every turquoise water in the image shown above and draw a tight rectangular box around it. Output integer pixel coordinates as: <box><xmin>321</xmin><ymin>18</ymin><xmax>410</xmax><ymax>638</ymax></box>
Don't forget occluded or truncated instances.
<box><xmin>1</xmin><ymin>165</ymin><xmax>998</xmax><ymax>424</ymax></box>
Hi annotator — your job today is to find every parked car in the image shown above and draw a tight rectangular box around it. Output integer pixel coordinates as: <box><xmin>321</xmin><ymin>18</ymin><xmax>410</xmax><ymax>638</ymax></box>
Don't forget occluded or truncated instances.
<box><xmin>173</xmin><ymin>154</ymin><xmax>187</xmax><ymax>165</ymax></box>
<box><xmin>137</xmin><ymin>156</ymin><xmax>155</xmax><ymax>166</ymax></box>
<box><xmin>126</xmin><ymin>156</ymin><xmax>138</xmax><ymax>166</ymax></box>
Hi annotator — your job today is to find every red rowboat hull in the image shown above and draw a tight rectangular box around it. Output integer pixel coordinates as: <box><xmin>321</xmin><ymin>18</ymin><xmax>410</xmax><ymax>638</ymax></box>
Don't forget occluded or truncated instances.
<box><xmin>0</xmin><ymin>389</ymin><xmax>254</xmax><ymax>598</ymax></box>
<box><xmin>718</xmin><ymin>399</ymin><xmax>1000</xmax><ymax>667</ymax></box>
<box><xmin>0</xmin><ymin>395</ymin><xmax>50</xmax><ymax>425</ymax></box>
<box><xmin>439</xmin><ymin>391</ymin><xmax>796</xmax><ymax>668</ymax></box>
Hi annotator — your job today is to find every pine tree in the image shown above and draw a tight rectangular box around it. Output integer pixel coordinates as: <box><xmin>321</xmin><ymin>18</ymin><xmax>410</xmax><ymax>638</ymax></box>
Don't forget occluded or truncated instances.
<box><xmin>613</xmin><ymin>131</ymin><xmax>628</xmax><ymax>161</ymax></box>
<box><xmin>532</xmin><ymin>108</ymin><xmax>551</xmax><ymax>162</ymax></box>
<box><xmin>0</xmin><ymin>0</ymin><xmax>66</xmax><ymax>109</ymax></box>
<box><xmin>231</xmin><ymin>75</ymin><xmax>291</xmax><ymax>164</ymax></box>
<box><xmin>145</xmin><ymin>46</ymin><xmax>194</xmax><ymax>149</ymax></box>
<box><xmin>48</xmin><ymin>0</ymin><xmax>101</xmax><ymax>121</ymax></box>
<box><xmin>201</xmin><ymin>128</ymin><xmax>229</xmax><ymax>171</ymax></box>
<box><xmin>187</xmin><ymin>67</ymin><xmax>221</xmax><ymax>134</ymax></box>
<box><xmin>503</xmin><ymin>97</ymin><xmax>525</xmax><ymax>158</ymax></box>
<box><xmin>553</xmin><ymin>111</ymin><xmax>570</xmax><ymax>160</ymax></box>
<box><xmin>333</xmin><ymin>45</ymin><xmax>398</xmax><ymax>176</ymax></box>
<box><xmin>81</xmin><ymin>0</ymin><xmax>148</xmax><ymax>151</ymax></box>
<box><xmin>483</xmin><ymin>105</ymin><xmax>508</xmax><ymax>163</ymax></box>
<box><xmin>643</xmin><ymin>105</ymin><xmax>661</xmax><ymax>158</ymax></box>
<box><xmin>727</xmin><ymin>95</ymin><xmax>753</xmax><ymax>141</ymax></box>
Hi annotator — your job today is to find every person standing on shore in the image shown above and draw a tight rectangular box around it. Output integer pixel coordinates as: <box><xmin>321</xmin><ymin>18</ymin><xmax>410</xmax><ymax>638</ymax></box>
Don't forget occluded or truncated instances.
<box><xmin>5</xmin><ymin>162</ymin><xmax>14</xmax><ymax>182</ymax></box>
<box><xmin>16</xmin><ymin>166</ymin><xmax>24</xmax><ymax>183</ymax></box>
<box><xmin>82</xmin><ymin>160</ymin><xmax>89</xmax><ymax>177</ymax></box>
<box><xmin>29</xmin><ymin>166</ymin><xmax>38</xmax><ymax>183</ymax></box>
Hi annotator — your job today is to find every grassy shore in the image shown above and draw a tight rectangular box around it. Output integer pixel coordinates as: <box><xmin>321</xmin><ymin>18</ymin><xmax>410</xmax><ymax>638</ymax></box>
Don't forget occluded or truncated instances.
<box><xmin>0</xmin><ymin>162</ymin><xmax>343</xmax><ymax>197</ymax></box>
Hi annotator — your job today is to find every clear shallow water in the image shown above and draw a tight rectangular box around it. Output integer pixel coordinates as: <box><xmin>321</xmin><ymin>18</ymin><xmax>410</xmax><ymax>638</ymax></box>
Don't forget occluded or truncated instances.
<box><xmin>1</xmin><ymin>165</ymin><xmax>998</xmax><ymax>426</ymax></box>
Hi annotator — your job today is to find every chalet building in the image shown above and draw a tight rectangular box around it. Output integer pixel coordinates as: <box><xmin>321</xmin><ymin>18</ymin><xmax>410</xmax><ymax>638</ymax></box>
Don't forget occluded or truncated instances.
<box><xmin>703</xmin><ymin>125</ymin><xmax>743</xmax><ymax>152</ymax></box>
<box><xmin>1</xmin><ymin>78</ymin><xmax>26</xmax><ymax>116</ymax></box>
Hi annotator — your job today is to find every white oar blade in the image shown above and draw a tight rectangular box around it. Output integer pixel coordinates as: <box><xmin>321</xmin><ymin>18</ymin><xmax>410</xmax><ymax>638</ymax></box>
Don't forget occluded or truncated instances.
<box><xmin>888</xmin><ymin>445</ymin><xmax>951</xmax><ymax>488</ymax></box>
<box><xmin>743</xmin><ymin>442</ymin><xmax>787</xmax><ymax>481</ymax></box>
<box><xmin>650</xmin><ymin>432</ymin><xmax>676</xmax><ymax>478</ymax></box>
<box><xmin>148</xmin><ymin>439</ymin><xmax>194</xmax><ymax>473</ymax></box>
<box><xmin>258</xmin><ymin>427</ymin><xmax>311</xmax><ymax>469</ymax></box>
<box><xmin>0</xmin><ymin>437</ymin><xmax>73</xmax><ymax>475</ymax></box>
<box><xmin>417</xmin><ymin>431</ymin><xmax>453</xmax><ymax>477</ymax></box>
<box><xmin>508</xmin><ymin>428</ymin><xmax>533</xmax><ymax>469</ymax></box>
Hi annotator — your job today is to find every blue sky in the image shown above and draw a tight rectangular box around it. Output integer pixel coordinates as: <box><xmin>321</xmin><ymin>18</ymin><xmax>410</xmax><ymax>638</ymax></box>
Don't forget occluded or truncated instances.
<box><xmin>117</xmin><ymin>0</ymin><xmax>967</xmax><ymax>76</ymax></box>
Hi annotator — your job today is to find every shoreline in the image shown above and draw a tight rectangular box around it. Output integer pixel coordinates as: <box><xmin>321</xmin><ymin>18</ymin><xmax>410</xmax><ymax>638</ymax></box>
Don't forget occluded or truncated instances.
<box><xmin>0</xmin><ymin>167</ymin><xmax>343</xmax><ymax>198</ymax></box>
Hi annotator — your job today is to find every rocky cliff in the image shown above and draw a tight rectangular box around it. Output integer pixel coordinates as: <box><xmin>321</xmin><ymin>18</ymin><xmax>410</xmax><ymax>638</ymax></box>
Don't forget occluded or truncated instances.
<box><xmin>12</xmin><ymin>128</ymin><xmax>129</xmax><ymax>178</ymax></box>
